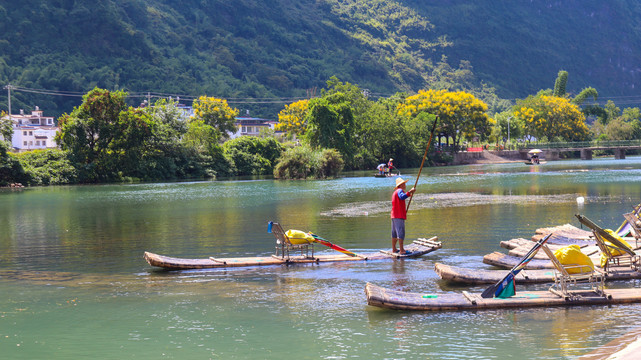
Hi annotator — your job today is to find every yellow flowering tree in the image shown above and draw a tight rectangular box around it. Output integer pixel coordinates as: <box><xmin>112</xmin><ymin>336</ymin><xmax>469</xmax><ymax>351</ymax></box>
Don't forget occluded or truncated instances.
<box><xmin>514</xmin><ymin>95</ymin><xmax>590</xmax><ymax>141</ymax></box>
<box><xmin>398</xmin><ymin>89</ymin><xmax>492</xmax><ymax>147</ymax></box>
<box><xmin>276</xmin><ymin>99</ymin><xmax>309</xmax><ymax>135</ymax></box>
<box><xmin>191</xmin><ymin>96</ymin><xmax>239</xmax><ymax>138</ymax></box>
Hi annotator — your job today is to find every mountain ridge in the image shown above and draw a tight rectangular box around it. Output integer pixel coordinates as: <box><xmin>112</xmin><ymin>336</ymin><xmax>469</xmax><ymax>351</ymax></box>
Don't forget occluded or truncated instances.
<box><xmin>1</xmin><ymin>0</ymin><xmax>640</xmax><ymax>117</ymax></box>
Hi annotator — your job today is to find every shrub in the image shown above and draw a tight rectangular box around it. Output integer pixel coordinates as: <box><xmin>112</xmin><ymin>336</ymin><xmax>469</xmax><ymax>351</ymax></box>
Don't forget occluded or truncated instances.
<box><xmin>16</xmin><ymin>149</ymin><xmax>78</xmax><ymax>185</ymax></box>
<box><xmin>223</xmin><ymin>136</ymin><xmax>284</xmax><ymax>176</ymax></box>
<box><xmin>0</xmin><ymin>141</ymin><xmax>26</xmax><ymax>186</ymax></box>
<box><xmin>314</xmin><ymin>148</ymin><xmax>344</xmax><ymax>178</ymax></box>
<box><xmin>274</xmin><ymin>145</ymin><xmax>344</xmax><ymax>179</ymax></box>
<box><xmin>273</xmin><ymin>145</ymin><xmax>314</xmax><ymax>179</ymax></box>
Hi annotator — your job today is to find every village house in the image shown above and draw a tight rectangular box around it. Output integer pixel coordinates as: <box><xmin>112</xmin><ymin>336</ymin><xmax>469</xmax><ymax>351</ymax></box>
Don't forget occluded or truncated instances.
<box><xmin>229</xmin><ymin>115</ymin><xmax>280</xmax><ymax>139</ymax></box>
<box><xmin>3</xmin><ymin>107</ymin><xmax>59</xmax><ymax>152</ymax></box>
<box><xmin>137</xmin><ymin>102</ymin><xmax>281</xmax><ymax>139</ymax></box>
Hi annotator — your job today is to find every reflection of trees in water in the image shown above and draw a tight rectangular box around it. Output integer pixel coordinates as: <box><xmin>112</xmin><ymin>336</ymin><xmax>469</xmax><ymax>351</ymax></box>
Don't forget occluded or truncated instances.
<box><xmin>507</xmin><ymin>306</ymin><xmax>641</xmax><ymax>359</ymax></box>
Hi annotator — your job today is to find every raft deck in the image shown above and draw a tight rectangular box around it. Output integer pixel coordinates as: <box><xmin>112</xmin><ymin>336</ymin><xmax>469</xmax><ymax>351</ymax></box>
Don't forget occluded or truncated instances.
<box><xmin>435</xmin><ymin>263</ymin><xmax>641</xmax><ymax>285</ymax></box>
<box><xmin>145</xmin><ymin>237</ymin><xmax>440</xmax><ymax>270</ymax></box>
<box><xmin>365</xmin><ymin>282</ymin><xmax>641</xmax><ymax>311</ymax></box>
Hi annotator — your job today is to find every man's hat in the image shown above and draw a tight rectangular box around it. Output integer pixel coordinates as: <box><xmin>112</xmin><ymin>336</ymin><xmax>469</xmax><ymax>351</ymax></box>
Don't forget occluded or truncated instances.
<box><xmin>395</xmin><ymin>177</ymin><xmax>409</xmax><ymax>188</ymax></box>
<box><xmin>389</xmin><ymin>158</ymin><xmax>393</xmax><ymax>161</ymax></box>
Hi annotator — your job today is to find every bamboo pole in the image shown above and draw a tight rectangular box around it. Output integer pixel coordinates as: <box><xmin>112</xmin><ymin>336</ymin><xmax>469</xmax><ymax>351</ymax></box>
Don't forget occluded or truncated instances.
<box><xmin>406</xmin><ymin>117</ymin><xmax>439</xmax><ymax>212</ymax></box>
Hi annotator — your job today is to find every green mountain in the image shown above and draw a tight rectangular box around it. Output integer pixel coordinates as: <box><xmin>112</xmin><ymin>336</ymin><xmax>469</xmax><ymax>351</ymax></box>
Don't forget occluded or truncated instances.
<box><xmin>1</xmin><ymin>0</ymin><xmax>640</xmax><ymax>118</ymax></box>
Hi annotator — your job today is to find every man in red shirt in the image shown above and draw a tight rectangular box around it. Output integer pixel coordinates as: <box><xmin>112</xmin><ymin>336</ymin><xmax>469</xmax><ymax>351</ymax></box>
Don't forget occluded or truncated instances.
<box><xmin>391</xmin><ymin>177</ymin><xmax>415</xmax><ymax>254</ymax></box>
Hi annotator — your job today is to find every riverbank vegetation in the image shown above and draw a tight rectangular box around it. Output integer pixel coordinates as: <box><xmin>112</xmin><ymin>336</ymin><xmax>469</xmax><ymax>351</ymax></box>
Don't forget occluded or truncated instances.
<box><xmin>3</xmin><ymin>69</ymin><xmax>641</xmax><ymax>186</ymax></box>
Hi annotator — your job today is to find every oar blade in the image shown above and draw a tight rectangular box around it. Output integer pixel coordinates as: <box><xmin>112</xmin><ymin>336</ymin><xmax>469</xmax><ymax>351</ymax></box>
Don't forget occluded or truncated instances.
<box><xmin>480</xmin><ymin>282</ymin><xmax>499</xmax><ymax>299</ymax></box>
<box><xmin>309</xmin><ymin>233</ymin><xmax>358</xmax><ymax>257</ymax></box>
<box><xmin>480</xmin><ymin>233</ymin><xmax>553</xmax><ymax>299</ymax></box>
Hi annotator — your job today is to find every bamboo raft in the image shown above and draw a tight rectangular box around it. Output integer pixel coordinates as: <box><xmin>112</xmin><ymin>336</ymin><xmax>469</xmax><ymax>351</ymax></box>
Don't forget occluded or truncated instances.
<box><xmin>481</xmin><ymin>221</ymin><xmax>639</xmax><ymax>269</ymax></box>
<box><xmin>483</xmin><ymin>251</ymin><xmax>557</xmax><ymax>269</ymax></box>
<box><xmin>435</xmin><ymin>263</ymin><xmax>641</xmax><ymax>285</ymax></box>
<box><xmin>365</xmin><ymin>282</ymin><xmax>641</xmax><ymax>311</ymax></box>
<box><xmin>144</xmin><ymin>237</ymin><xmax>441</xmax><ymax>270</ymax></box>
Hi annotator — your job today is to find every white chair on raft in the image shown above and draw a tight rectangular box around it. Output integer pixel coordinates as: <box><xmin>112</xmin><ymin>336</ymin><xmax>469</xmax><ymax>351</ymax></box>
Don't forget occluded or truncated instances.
<box><xmin>576</xmin><ymin>214</ymin><xmax>640</xmax><ymax>272</ymax></box>
<box><xmin>541</xmin><ymin>244</ymin><xmax>606</xmax><ymax>300</ymax></box>
<box><xmin>623</xmin><ymin>211</ymin><xmax>641</xmax><ymax>249</ymax></box>
<box><xmin>269</xmin><ymin>222</ymin><xmax>314</xmax><ymax>260</ymax></box>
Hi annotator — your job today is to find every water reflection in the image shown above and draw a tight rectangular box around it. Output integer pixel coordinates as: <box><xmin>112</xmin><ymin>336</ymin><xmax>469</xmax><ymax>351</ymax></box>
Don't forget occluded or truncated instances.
<box><xmin>2</xmin><ymin>157</ymin><xmax>641</xmax><ymax>358</ymax></box>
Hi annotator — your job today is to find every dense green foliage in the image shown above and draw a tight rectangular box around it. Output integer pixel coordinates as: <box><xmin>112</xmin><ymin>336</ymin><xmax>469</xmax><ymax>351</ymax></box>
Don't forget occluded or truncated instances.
<box><xmin>15</xmin><ymin>149</ymin><xmax>77</xmax><ymax>185</ymax></box>
<box><xmin>4</xmin><ymin>1</ymin><xmax>641</xmax><ymax>119</ymax></box>
<box><xmin>51</xmin><ymin>89</ymin><xmax>288</xmax><ymax>182</ymax></box>
<box><xmin>56</xmin><ymin>88</ymin><xmax>155</xmax><ymax>182</ymax></box>
<box><xmin>416</xmin><ymin>1</ymin><xmax>641</xmax><ymax>98</ymax></box>
<box><xmin>0</xmin><ymin>141</ymin><xmax>25</xmax><ymax>186</ymax></box>
<box><xmin>222</xmin><ymin>136</ymin><xmax>284</xmax><ymax>176</ymax></box>
<box><xmin>273</xmin><ymin>145</ymin><xmax>344</xmax><ymax>179</ymax></box>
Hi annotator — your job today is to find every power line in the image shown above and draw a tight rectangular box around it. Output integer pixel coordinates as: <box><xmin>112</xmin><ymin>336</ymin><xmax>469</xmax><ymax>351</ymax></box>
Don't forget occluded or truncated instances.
<box><xmin>5</xmin><ymin>85</ymin><xmax>312</xmax><ymax>105</ymax></box>
<box><xmin>9</xmin><ymin>84</ymin><xmax>641</xmax><ymax>108</ymax></box>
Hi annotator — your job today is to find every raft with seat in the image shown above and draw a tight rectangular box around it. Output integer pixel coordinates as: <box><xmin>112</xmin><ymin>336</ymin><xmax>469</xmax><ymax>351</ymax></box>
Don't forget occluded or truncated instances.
<box><xmin>144</xmin><ymin>236</ymin><xmax>441</xmax><ymax>270</ymax></box>
<box><xmin>365</xmin><ymin>282</ymin><xmax>641</xmax><ymax>311</ymax></box>
<box><xmin>434</xmin><ymin>263</ymin><xmax>641</xmax><ymax>284</ymax></box>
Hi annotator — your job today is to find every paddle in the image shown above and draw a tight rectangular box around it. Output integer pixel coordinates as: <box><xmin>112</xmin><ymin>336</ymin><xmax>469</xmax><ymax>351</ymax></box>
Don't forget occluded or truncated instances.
<box><xmin>480</xmin><ymin>233</ymin><xmax>553</xmax><ymax>299</ymax></box>
<box><xmin>406</xmin><ymin>116</ymin><xmax>439</xmax><ymax>212</ymax></box>
<box><xmin>308</xmin><ymin>233</ymin><xmax>359</xmax><ymax>257</ymax></box>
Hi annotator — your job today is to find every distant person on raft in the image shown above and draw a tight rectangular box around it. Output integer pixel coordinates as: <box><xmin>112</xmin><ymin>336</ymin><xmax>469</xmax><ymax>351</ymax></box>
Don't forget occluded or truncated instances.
<box><xmin>391</xmin><ymin>177</ymin><xmax>415</xmax><ymax>254</ymax></box>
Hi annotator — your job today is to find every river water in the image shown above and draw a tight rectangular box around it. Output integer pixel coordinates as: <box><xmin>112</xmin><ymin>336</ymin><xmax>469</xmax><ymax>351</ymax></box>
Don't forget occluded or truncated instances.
<box><xmin>1</xmin><ymin>157</ymin><xmax>641</xmax><ymax>359</ymax></box>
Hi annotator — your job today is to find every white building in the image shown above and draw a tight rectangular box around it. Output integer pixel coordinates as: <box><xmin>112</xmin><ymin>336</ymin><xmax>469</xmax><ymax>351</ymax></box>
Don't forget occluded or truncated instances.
<box><xmin>3</xmin><ymin>107</ymin><xmax>59</xmax><ymax>152</ymax></box>
<box><xmin>229</xmin><ymin>117</ymin><xmax>280</xmax><ymax>139</ymax></box>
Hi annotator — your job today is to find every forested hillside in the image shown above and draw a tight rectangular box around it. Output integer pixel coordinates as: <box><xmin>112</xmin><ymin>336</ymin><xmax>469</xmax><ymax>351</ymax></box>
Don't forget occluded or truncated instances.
<box><xmin>1</xmin><ymin>0</ymin><xmax>641</xmax><ymax>118</ymax></box>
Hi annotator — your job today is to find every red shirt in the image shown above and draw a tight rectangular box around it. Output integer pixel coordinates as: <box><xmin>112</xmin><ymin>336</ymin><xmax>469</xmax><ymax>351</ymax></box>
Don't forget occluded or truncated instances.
<box><xmin>391</xmin><ymin>188</ymin><xmax>409</xmax><ymax>219</ymax></box>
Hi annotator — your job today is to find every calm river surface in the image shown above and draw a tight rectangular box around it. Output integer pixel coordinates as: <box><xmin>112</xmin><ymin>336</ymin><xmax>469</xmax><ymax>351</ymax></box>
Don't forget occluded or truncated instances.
<box><xmin>2</xmin><ymin>157</ymin><xmax>641</xmax><ymax>359</ymax></box>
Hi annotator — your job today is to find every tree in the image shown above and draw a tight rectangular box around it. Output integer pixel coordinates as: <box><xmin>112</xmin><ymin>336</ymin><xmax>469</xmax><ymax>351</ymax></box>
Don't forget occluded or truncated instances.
<box><xmin>600</xmin><ymin>106</ymin><xmax>641</xmax><ymax>140</ymax></box>
<box><xmin>56</xmin><ymin>88</ymin><xmax>128</xmax><ymax>181</ymax></box>
<box><xmin>0</xmin><ymin>140</ymin><xmax>25</xmax><ymax>186</ymax></box>
<box><xmin>276</xmin><ymin>99</ymin><xmax>309</xmax><ymax>135</ymax></box>
<box><xmin>491</xmin><ymin>111</ymin><xmax>523</xmax><ymax>145</ymax></box>
<box><xmin>514</xmin><ymin>95</ymin><xmax>590</xmax><ymax>141</ymax></box>
<box><xmin>223</xmin><ymin>136</ymin><xmax>284</xmax><ymax>175</ymax></box>
<box><xmin>191</xmin><ymin>96</ymin><xmax>239</xmax><ymax>138</ymax></box>
<box><xmin>137</xmin><ymin>99</ymin><xmax>194</xmax><ymax>180</ymax></box>
<box><xmin>56</xmin><ymin>88</ymin><xmax>154</xmax><ymax>182</ymax></box>
<box><xmin>181</xmin><ymin>119</ymin><xmax>230</xmax><ymax>178</ymax></box>
<box><xmin>428</xmin><ymin>56</ymin><xmax>475</xmax><ymax>91</ymax></box>
<box><xmin>553</xmin><ymin>70</ymin><xmax>568</xmax><ymax>97</ymax></box>
<box><xmin>551</xmin><ymin>70</ymin><xmax>598</xmax><ymax>105</ymax></box>
<box><xmin>273</xmin><ymin>144</ymin><xmax>344</xmax><ymax>179</ymax></box>
<box><xmin>398</xmin><ymin>89</ymin><xmax>492</xmax><ymax>147</ymax></box>
<box><xmin>572</xmin><ymin>87</ymin><xmax>598</xmax><ymax>106</ymax></box>
<box><xmin>305</xmin><ymin>92</ymin><xmax>356</xmax><ymax>165</ymax></box>
<box><xmin>15</xmin><ymin>149</ymin><xmax>77</xmax><ymax>185</ymax></box>
<box><xmin>604</xmin><ymin>117</ymin><xmax>640</xmax><ymax>140</ymax></box>
<box><xmin>0</xmin><ymin>111</ymin><xmax>13</xmax><ymax>143</ymax></box>
<box><xmin>604</xmin><ymin>100</ymin><xmax>621</xmax><ymax>123</ymax></box>
<box><xmin>356</xmin><ymin>99</ymin><xmax>413</xmax><ymax>168</ymax></box>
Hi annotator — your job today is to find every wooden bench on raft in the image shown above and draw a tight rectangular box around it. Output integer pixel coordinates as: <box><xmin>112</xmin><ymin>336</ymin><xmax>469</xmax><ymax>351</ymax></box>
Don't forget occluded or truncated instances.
<box><xmin>270</xmin><ymin>222</ymin><xmax>314</xmax><ymax>260</ymax></box>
